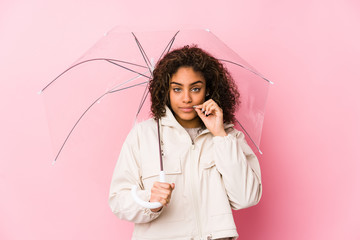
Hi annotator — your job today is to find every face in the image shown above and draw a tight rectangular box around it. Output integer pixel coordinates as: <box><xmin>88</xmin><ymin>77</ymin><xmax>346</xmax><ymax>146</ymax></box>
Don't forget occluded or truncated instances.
<box><xmin>169</xmin><ymin>67</ymin><xmax>206</xmax><ymax>128</ymax></box>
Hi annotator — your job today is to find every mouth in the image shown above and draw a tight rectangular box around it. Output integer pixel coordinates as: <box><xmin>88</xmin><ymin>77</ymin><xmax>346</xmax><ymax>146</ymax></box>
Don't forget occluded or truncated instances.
<box><xmin>179</xmin><ymin>107</ymin><xmax>195</xmax><ymax>113</ymax></box>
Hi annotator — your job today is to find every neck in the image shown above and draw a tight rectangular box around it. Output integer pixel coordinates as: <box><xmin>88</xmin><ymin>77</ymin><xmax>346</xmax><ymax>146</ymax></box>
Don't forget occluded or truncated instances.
<box><xmin>174</xmin><ymin>115</ymin><xmax>201</xmax><ymax>128</ymax></box>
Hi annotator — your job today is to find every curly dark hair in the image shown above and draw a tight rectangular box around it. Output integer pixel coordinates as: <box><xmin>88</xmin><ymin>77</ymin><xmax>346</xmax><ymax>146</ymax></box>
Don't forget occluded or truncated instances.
<box><xmin>149</xmin><ymin>45</ymin><xmax>240</xmax><ymax>124</ymax></box>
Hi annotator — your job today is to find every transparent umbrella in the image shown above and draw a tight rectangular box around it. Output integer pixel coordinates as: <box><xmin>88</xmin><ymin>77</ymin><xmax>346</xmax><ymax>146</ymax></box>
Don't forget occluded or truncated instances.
<box><xmin>39</xmin><ymin>27</ymin><xmax>272</xmax><ymax>208</ymax></box>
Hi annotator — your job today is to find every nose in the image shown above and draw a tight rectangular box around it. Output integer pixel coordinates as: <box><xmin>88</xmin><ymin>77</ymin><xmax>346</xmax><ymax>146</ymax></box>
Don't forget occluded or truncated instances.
<box><xmin>182</xmin><ymin>90</ymin><xmax>192</xmax><ymax>103</ymax></box>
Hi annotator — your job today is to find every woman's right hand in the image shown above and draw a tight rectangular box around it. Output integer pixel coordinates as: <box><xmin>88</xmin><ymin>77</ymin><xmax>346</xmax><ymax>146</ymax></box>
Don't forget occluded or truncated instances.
<box><xmin>150</xmin><ymin>182</ymin><xmax>175</xmax><ymax>212</ymax></box>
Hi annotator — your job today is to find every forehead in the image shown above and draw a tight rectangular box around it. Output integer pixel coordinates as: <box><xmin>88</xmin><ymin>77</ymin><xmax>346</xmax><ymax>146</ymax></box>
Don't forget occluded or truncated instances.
<box><xmin>171</xmin><ymin>67</ymin><xmax>205</xmax><ymax>84</ymax></box>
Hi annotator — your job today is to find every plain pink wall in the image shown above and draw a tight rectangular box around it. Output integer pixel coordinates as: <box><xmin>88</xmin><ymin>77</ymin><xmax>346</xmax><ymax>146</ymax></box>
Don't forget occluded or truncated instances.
<box><xmin>1</xmin><ymin>0</ymin><xmax>359</xmax><ymax>239</ymax></box>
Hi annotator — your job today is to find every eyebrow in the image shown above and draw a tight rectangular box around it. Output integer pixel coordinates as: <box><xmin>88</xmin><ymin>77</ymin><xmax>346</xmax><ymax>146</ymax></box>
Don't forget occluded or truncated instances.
<box><xmin>170</xmin><ymin>81</ymin><xmax>204</xmax><ymax>86</ymax></box>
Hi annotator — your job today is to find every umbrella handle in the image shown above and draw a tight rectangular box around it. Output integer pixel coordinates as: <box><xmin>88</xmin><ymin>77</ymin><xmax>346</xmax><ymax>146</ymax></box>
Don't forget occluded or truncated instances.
<box><xmin>131</xmin><ymin>170</ymin><xmax>166</xmax><ymax>209</ymax></box>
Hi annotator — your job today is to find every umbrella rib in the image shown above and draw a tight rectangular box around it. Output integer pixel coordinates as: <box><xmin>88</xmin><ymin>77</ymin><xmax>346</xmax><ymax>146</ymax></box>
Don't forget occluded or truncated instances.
<box><xmin>135</xmin><ymin>85</ymin><xmax>150</xmax><ymax>119</ymax></box>
<box><xmin>133</xmin><ymin>30</ymin><xmax>181</xmax><ymax>121</ymax></box>
<box><xmin>40</xmin><ymin>58</ymin><xmax>149</xmax><ymax>93</ymax></box>
<box><xmin>133</xmin><ymin>31</ymin><xmax>181</xmax><ymax>121</ymax></box>
<box><xmin>105</xmin><ymin>60</ymin><xmax>151</xmax><ymax>79</ymax></box>
<box><xmin>52</xmin><ymin>92</ymin><xmax>107</xmax><ymax>164</ymax></box>
<box><xmin>108</xmin><ymin>81</ymin><xmax>149</xmax><ymax>94</ymax></box>
<box><xmin>219</xmin><ymin>59</ymin><xmax>273</xmax><ymax>84</ymax></box>
<box><xmin>108</xmin><ymin>70</ymin><xmax>150</xmax><ymax>93</ymax></box>
<box><xmin>235</xmin><ymin>118</ymin><xmax>263</xmax><ymax>155</ymax></box>
<box><xmin>157</xmin><ymin>30</ymin><xmax>180</xmax><ymax>63</ymax></box>
<box><xmin>52</xmin><ymin>80</ymin><xmax>149</xmax><ymax>163</ymax></box>
<box><xmin>132</xmin><ymin>32</ymin><xmax>153</xmax><ymax>77</ymax></box>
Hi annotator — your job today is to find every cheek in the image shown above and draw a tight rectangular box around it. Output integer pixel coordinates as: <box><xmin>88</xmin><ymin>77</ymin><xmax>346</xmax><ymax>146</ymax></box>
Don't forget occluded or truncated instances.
<box><xmin>169</xmin><ymin>92</ymin><xmax>177</xmax><ymax>106</ymax></box>
<box><xmin>196</xmin><ymin>92</ymin><xmax>206</xmax><ymax>102</ymax></box>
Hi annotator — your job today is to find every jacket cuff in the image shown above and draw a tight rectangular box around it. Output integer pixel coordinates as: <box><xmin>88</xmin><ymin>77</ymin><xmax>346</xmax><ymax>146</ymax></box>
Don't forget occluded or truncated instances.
<box><xmin>212</xmin><ymin>134</ymin><xmax>236</xmax><ymax>144</ymax></box>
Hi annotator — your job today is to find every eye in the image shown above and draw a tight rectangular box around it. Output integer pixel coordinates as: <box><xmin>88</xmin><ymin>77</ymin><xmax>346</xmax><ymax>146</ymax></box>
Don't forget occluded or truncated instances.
<box><xmin>191</xmin><ymin>87</ymin><xmax>201</xmax><ymax>92</ymax></box>
<box><xmin>173</xmin><ymin>88</ymin><xmax>181</xmax><ymax>92</ymax></box>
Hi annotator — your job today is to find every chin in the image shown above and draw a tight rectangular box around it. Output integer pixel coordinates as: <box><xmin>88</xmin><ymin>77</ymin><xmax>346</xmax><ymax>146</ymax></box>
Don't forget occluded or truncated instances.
<box><xmin>177</xmin><ymin>112</ymin><xmax>197</xmax><ymax>121</ymax></box>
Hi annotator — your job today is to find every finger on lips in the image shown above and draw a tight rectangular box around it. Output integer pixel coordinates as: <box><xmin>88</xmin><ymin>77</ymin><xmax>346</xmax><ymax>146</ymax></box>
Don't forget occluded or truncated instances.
<box><xmin>194</xmin><ymin>105</ymin><xmax>212</xmax><ymax>117</ymax></box>
<box><xmin>193</xmin><ymin>100</ymin><xmax>220</xmax><ymax>116</ymax></box>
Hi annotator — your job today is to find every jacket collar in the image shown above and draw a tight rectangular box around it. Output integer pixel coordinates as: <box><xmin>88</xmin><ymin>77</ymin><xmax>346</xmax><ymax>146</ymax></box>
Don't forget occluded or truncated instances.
<box><xmin>160</xmin><ymin>105</ymin><xmax>234</xmax><ymax>133</ymax></box>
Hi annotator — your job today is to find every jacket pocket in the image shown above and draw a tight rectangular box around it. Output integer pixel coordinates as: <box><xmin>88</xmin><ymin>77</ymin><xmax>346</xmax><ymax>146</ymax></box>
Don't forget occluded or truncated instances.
<box><xmin>200</xmin><ymin>160</ymin><xmax>215</xmax><ymax>169</ymax></box>
<box><xmin>141</xmin><ymin>157</ymin><xmax>182</xmax><ymax>188</ymax></box>
<box><xmin>200</xmin><ymin>159</ymin><xmax>233</xmax><ymax>216</ymax></box>
<box><xmin>200</xmin><ymin>161</ymin><xmax>215</xmax><ymax>170</ymax></box>
<box><xmin>142</xmin><ymin>166</ymin><xmax>162</xmax><ymax>184</ymax></box>
<box><xmin>200</xmin><ymin>160</ymin><xmax>215</xmax><ymax>179</ymax></box>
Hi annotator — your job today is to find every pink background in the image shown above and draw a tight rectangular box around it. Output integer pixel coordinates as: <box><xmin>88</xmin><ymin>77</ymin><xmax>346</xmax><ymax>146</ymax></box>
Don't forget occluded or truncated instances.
<box><xmin>1</xmin><ymin>0</ymin><xmax>359</xmax><ymax>239</ymax></box>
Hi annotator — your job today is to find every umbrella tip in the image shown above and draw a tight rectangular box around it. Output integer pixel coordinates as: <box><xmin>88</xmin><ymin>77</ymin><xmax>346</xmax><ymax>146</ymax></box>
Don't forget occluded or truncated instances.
<box><xmin>52</xmin><ymin>160</ymin><xmax>56</xmax><ymax>166</ymax></box>
<box><xmin>205</xmin><ymin>28</ymin><xmax>211</xmax><ymax>32</ymax></box>
<box><xmin>38</xmin><ymin>90</ymin><xmax>43</xmax><ymax>94</ymax></box>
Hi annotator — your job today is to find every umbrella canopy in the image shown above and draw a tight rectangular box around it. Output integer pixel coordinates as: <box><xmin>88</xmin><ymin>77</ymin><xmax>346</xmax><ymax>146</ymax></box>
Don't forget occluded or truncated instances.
<box><xmin>40</xmin><ymin>27</ymin><xmax>272</xmax><ymax>164</ymax></box>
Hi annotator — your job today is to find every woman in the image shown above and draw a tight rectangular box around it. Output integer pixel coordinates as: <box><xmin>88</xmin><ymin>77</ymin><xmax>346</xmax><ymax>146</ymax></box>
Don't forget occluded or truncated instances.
<box><xmin>109</xmin><ymin>46</ymin><xmax>262</xmax><ymax>240</ymax></box>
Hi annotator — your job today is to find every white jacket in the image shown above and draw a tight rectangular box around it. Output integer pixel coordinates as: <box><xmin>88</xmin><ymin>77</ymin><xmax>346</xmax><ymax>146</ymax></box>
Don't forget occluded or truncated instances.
<box><xmin>109</xmin><ymin>107</ymin><xmax>262</xmax><ymax>240</ymax></box>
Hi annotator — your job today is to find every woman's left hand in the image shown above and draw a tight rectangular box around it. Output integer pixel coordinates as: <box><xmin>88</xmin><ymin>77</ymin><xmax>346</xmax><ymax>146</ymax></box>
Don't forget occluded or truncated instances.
<box><xmin>194</xmin><ymin>99</ymin><xmax>227</xmax><ymax>137</ymax></box>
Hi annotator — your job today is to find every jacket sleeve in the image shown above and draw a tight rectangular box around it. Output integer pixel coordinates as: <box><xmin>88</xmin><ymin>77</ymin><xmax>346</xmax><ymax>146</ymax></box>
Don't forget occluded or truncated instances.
<box><xmin>212</xmin><ymin>128</ymin><xmax>262</xmax><ymax>210</ymax></box>
<box><xmin>108</xmin><ymin>125</ymin><xmax>163</xmax><ymax>223</ymax></box>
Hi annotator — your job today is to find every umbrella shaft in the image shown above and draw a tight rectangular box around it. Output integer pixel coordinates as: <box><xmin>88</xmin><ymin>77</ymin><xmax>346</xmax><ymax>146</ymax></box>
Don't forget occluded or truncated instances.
<box><xmin>157</xmin><ymin>119</ymin><xmax>164</xmax><ymax>171</ymax></box>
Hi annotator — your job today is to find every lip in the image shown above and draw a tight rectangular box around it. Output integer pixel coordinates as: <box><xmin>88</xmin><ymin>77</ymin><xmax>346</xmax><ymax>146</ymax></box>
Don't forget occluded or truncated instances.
<box><xmin>179</xmin><ymin>107</ymin><xmax>195</xmax><ymax>113</ymax></box>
